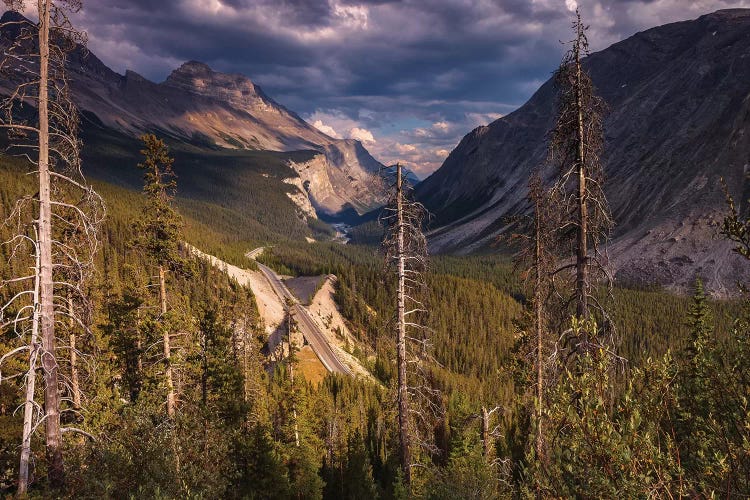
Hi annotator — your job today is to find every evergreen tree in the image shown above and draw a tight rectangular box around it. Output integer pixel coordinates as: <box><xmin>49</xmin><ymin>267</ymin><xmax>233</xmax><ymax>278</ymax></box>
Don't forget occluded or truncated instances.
<box><xmin>133</xmin><ymin>134</ymin><xmax>185</xmax><ymax>418</ymax></box>
<box><xmin>526</xmin><ymin>319</ymin><xmax>683</xmax><ymax>497</ymax></box>
<box><xmin>676</xmin><ymin>278</ymin><xmax>750</xmax><ymax>495</ymax></box>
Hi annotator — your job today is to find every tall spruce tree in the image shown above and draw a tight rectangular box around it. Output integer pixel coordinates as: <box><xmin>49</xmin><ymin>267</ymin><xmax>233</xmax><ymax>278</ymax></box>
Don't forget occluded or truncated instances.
<box><xmin>133</xmin><ymin>134</ymin><xmax>184</xmax><ymax>418</ymax></box>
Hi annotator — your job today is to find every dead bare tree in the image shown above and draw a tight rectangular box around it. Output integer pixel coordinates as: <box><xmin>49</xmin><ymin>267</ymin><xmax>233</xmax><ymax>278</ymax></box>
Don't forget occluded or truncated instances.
<box><xmin>0</xmin><ymin>0</ymin><xmax>103</xmax><ymax>492</ymax></box>
<box><xmin>518</xmin><ymin>173</ymin><xmax>557</xmax><ymax>464</ymax></box>
<box><xmin>480</xmin><ymin>405</ymin><xmax>503</xmax><ymax>461</ymax></box>
<box><xmin>548</xmin><ymin>9</ymin><xmax>613</xmax><ymax>352</ymax></box>
<box><xmin>380</xmin><ymin>162</ymin><xmax>432</xmax><ymax>487</ymax></box>
<box><xmin>287</xmin><ymin>309</ymin><xmax>300</xmax><ymax>448</ymax></box>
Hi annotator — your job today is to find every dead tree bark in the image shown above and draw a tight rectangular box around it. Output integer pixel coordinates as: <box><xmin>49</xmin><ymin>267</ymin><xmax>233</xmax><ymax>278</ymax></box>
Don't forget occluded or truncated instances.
<box><xmin>1</xmin><ymin>1</ymin><xmax>101</xmax><ymax>491</ymax></box>
<box><xmin>287</xmin><ymin>310</ymin><xmax>300</xmax><ymax>448</ymax></box>
<box><xmin>35</xmin><ymin>0</ymin><xmax>65</xmax><ymax>485</ymax></box>
<box><xmin>381</xmin><ymin>163</ymin><xmax>430</xmax><ymax>488</ymax></box>
<box><xmin>17</xmin><ymin>231</ymin><xmax>41</xmax><ymax>496</ymax></box>
<box><xmin>160</xmin><ymin>265</ymin><xmax>175</xmax><ymax>419</ymax></box>
<box><xmin>515</xmin><ymin>173</ymin><xmax>554</xmax><ymax>465</ymax></box>
<box><xmin>548</xmin><ymin>9</ymin><xmax>612</xmax><ymax>350</ymax></box>
<box><xmin>573</xmin><ymin>16</ymin><xmax>588</xmax><ymax>320</ymax></box>
<box><xmin>395</xmin><ymin>165</ymin><xmax>411</xmax><ymax>485</ymax></box>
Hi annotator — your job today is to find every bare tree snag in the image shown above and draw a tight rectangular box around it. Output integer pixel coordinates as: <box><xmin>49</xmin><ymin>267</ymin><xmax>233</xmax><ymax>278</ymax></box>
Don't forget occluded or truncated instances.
<box><xmin>1</xmin><ymin>0</ymin><xmax>101</xmax><ymax>491</ymax></box>
<box><xmin>17</xmin><ymin>231</ymin><xmax>41</xmax><ymax>496</ymax></box>
<box><xmin>515</xmin><ymin>173</ymin><xmax>555</xmax><ymax>466</ymax></box>
<box><xmin>160</xmin><ymin>264</ymin><xmax>175</xmax><ymax>418</ymax></box>
<box><xmin>396</xmin><ymin>165</ymin><xmax>411</xmax><ymax>485</ymax></box>
<box><xmin>287</xmin><ymin>310</ymin><xmax>300</xmax><ymax>447</ymax></box>
<box><xmin>481</xmin><ymin>406</ymin><xmax>490</xmax><ymax>460</ymax></box>
<box><xmin>381</xmin><ymin>163</ymin><xmax>430</xmax><ymax>488</ymax></box>
<box><xmin>33</xmin><ymin>0</ymin><xmax>66</xmax><ymax>486</ymax></box>
<box><xmin>548</xmin><ymin>9</ymin><xmax>612</xmax><ymax>350</ymax></box>
<box><xmin>574</xmin><ymin>17</ymin><xmax>588</xmax><ymax>320</ymax></box>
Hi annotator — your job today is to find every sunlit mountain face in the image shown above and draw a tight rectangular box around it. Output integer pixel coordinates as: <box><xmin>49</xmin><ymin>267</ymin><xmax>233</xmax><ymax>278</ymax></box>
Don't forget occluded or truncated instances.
<box><xmin>40</xmin><ymin>0</ymin><xmax>749</xmax><ymax>178</ymax></box>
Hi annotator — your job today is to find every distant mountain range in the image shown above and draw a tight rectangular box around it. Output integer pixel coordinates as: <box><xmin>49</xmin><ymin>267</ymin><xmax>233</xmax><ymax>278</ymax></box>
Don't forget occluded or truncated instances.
<box><xmin>0</xmin><ymin>10</ymin><xmax>385</xmax><ymax>219</ymax></box>
<box><xmin>3</xmin><ymin>9</ymin><xmax>749</xmax><ymax>294</ymax></box>
<box><xmin>416</xmin><ymin>9</ymin><xmax>750</xmax><ymax>295</ymax></box>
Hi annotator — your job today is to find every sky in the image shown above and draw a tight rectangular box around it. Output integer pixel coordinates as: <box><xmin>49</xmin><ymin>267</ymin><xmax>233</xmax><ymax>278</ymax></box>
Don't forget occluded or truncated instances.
<box><xmin>46</xmin><ymin>0</ymin><xmax>750</xmax><ymax>177</ymax></box>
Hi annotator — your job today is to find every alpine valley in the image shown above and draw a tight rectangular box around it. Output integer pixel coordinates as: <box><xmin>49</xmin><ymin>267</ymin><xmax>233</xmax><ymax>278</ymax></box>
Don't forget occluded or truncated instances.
<box><xmin>1</xmin><ymin>3</ymin><xmax>750</xmax><ymax>498</ymax></box>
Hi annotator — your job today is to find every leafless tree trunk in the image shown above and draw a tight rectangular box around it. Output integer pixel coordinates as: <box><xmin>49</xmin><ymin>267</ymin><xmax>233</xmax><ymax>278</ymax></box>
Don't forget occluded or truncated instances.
<box><xmin>159</xmin><ymin>264</ymin><xmax>175</xmax><ymax>419</ymax></box>
<box><xmin>573</xmin><ymin>18</ymin><xmax>588</xmax><ymax>320</ymax></box>
<box><xmin>381</xmin><ymin>163</ymin><xmax>431</xmax><ymax>488</ymax></box>
<box><xmin>548</xmin><ymin>9</ymin><xmax>612</xmax><ymax>350</ymax></box>
<box><xmin>17</xmin><ymin>231</ymin><xmax>41</xmax><ymax>496</ymax></box>
<box><xmin>395</xmin><ymin>166</ymin><xmax>411</xmax><ymax>485</ymax></box>
<box><xmin>516</xmin><ymin>174</ymin><xmax>554</xmax><ymax>465</ymax></box>
<box><xmin>287</xmin><ymin>310</ymin><xmax>300</xmax><ymax>447</ymax></box>
<box><xmin>35</xmin><ymin>0</ymin><xmax>65</xmax><ymax>485</ymax></box>
<box><xmin>0</xmin><ymin>0</ymin><xmax>102</xmax><ymax>491</ymax></box>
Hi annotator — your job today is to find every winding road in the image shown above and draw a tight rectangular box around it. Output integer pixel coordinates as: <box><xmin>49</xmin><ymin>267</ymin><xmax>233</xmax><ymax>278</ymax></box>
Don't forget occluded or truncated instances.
<box><xmin>253</xmin><ymin>256</ymin><xmax>351</xmax><ymax>376</ymax></box>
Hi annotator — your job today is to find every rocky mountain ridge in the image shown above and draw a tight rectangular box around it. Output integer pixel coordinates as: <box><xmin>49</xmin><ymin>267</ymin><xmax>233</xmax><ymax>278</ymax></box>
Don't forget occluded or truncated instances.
<box><xmin>416</xmin><ymin>8</ymin><xmax>750</xmax><ymax>295</ymax></box>
<box><xmin>0</xmin><ymin>10</ymin><xmax>385</xmax><ymax>217</ymax></box>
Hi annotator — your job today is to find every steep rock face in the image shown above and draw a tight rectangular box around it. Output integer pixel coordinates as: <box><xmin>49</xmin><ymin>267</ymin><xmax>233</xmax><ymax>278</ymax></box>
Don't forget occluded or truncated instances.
<box><xmin>0</xmin><ymin>16</ymin><xmax>385</xmax><ymax>216</ymax></box>
<box><xmin>283</xmin><ymin>177</ymin><xmax>318</xmax><ymax>221</ymax></box>
<box><xmin>416</xmin><ymin>9</ymin><xmax>750</xmax><ymax>295</ymax></box>
<box><xmin>287</xmin><ymin>141</ymin><xmax>385</xmax><ymax>216</ymax></box>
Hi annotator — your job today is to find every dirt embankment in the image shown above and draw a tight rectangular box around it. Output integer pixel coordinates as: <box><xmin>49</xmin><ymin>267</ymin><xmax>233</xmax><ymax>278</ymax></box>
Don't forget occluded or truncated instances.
<box><xmin>192</xmin><ymin>245</ymin><xmax>376</xmax><ymax>382</ymax></box>
<box><xmin>308</xmin><ymin>275</ymin><xmax>374</xmax><ymax>380</ymax></box>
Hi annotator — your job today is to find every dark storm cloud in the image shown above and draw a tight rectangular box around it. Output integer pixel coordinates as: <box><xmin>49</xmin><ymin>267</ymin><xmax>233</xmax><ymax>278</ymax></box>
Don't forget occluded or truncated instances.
<box><xmin>64</xmin><ymin>0</ymin><xmax>750</xmax><ymax>175</ymax></box>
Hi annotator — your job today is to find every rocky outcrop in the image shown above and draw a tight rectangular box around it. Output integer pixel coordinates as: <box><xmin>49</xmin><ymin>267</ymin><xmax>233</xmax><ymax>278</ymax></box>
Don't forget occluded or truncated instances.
<box><xmin>288</xmin><ymin>141</ymin><xmax>385</xmax><ymax>217</ymax></box>
<box><xmin>283</xmin><ymin>177</ymin><xmax>317</xmax><ymax>221</ymax></box>
<box><xmin>416</xmin><ymin>9</ymin><xmax>750</xmax><ymax>295</ymax></box>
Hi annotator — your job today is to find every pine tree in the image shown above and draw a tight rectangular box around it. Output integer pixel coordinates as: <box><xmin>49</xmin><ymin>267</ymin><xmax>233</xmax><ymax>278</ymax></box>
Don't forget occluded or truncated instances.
<box><xmin>133</xmin><ymin>134</ymin><xmax>184</xmax><ymax>418</ymax></box>
<box><xmin>677</xmin><ymin>278</ymin><xmax>750</xmax><ymax>494</ymax></box>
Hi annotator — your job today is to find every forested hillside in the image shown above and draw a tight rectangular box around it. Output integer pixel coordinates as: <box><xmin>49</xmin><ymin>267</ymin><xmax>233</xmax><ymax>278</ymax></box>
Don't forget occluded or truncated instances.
<box><xmin>5</xmin><ymin>142</ymin><xmax>745</xmax><ymax>497</ymax></box>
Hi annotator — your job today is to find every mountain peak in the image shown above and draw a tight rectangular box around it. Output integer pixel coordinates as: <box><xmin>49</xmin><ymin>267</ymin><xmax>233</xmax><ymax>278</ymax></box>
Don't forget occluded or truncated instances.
<box><xmin>171</xmin><ymin>60</ymin><xmax>214</xmax><ymax>77</ymax></box>
<box><xmin>162</xmin><ymin>60</ymin><xmax>274</xmax><ymax>111</ymax></box>
<box><xmin>416</xmin><ymin>9</ymin><xmax>750</xmax><ymax>293</ymax></box>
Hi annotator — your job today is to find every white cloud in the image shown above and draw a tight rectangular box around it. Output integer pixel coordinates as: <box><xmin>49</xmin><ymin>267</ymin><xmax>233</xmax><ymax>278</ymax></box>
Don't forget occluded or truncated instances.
<box><xmin>312</xmin><ymin>119</ymin><xmax>341</xmax><ymax>138</ymax></box>
<box><xmin>432</xmin><ymin>121</ymin><xmax>450</xmax><ymax>131</ymax></box>
<box><xmin>565</xmin><ymin>0</ymin><xmax>578</xmax><ymax>13</ymax></box>
<box><xmin>349</xmin><ymin>127</ymin><xmax>376</xmax><ymax>143</ymax></box>
<box><xmin>395</xmin><ymin>143</ymin><xmax>418</xmax><ymax>154</ymax></box>
<box><xmin>332</xmin><ymin>2</ymin><xmax>369</xmax><ymax>31</ymax></box>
